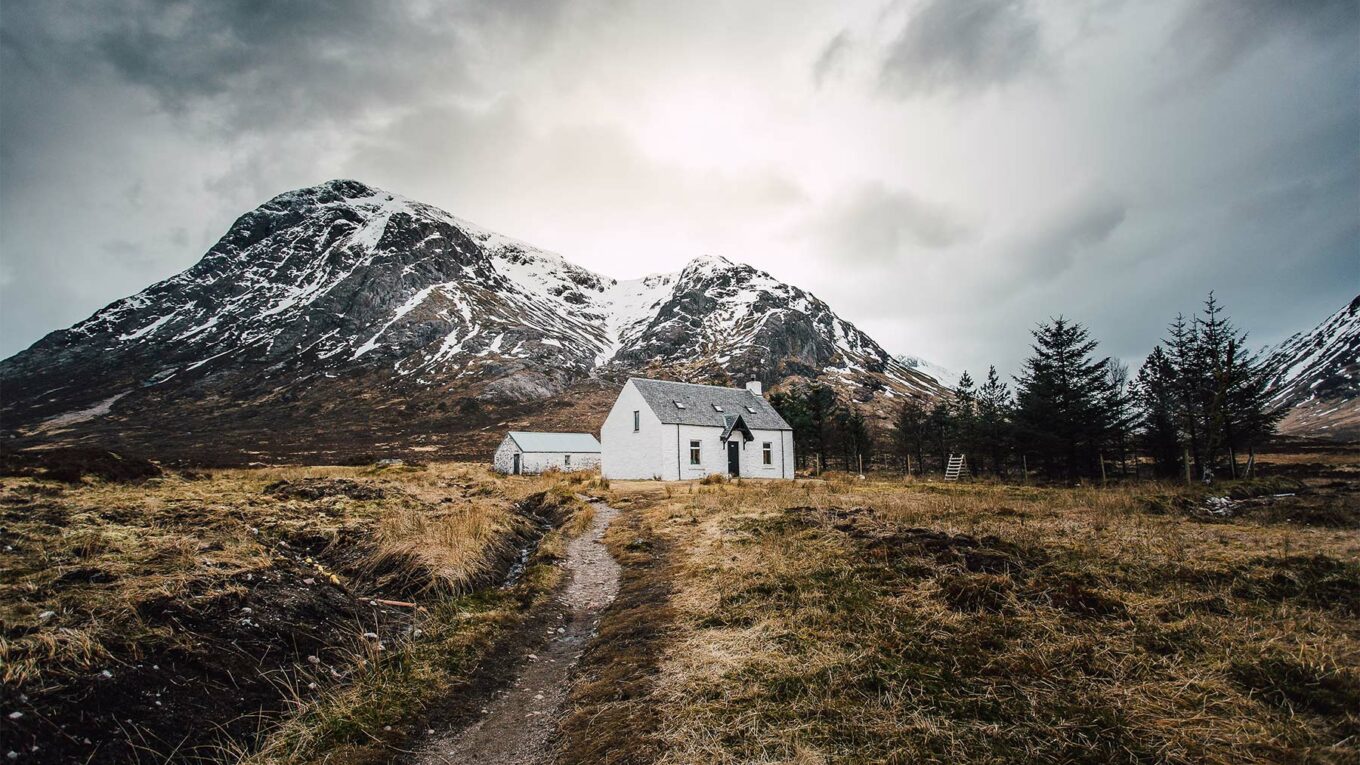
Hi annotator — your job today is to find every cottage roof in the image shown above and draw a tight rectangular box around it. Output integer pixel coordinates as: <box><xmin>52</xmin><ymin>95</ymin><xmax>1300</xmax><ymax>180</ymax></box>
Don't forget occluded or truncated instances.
<box><xmin>507</xmin><ymin>431</ymin><xmax>601</xmax><ymax>453</ymax></box>
<box><xmin>629</xmin><ymin>378</ymin><xmax>791</xmax><ymax>430</ymax></box>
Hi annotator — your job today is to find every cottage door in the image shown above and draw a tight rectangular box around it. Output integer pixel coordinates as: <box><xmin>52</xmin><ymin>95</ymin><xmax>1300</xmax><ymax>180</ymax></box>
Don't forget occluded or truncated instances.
<box><xmin>727</xmin><ymin>440</ymin><xmax>740</xmax><ymax>477</ymax></box>
<box><xmin>512</xmin><ymin>453</ymin><xmax>521</xmax><ymax>475</ymax></box>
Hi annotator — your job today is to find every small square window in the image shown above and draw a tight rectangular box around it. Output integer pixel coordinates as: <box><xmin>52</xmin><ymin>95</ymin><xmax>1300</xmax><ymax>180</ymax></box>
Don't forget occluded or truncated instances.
<box><xmin>712</xmin><ymin>404</ymin><xmax>724</xmax><ymax>412</ymax></box>
<box><xmin>746</xmin><ymin>406</ymin><xmax>757</xmax><ymax>413</ymax></box>
<box><xmin>689</xmin><ymin>440</ymin><xmax>701</xmax><ymax>465</ymax></box>
<box><xmin>674</xmin><ymin>401</ymin><xmax>686</xmax><ymax>409</ymax></box>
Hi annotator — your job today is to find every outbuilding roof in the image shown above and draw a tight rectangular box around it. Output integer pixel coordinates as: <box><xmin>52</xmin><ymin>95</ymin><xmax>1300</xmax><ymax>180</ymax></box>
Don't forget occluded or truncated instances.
<box><xmin>629</xmin><ymin>378</ymin><xmax>792</xmax><ymax>430</ymax></box>
<box><xmin>507</xmin><ymin>431</ymin><xmax>601</xmax><ymax>453</ymax></box>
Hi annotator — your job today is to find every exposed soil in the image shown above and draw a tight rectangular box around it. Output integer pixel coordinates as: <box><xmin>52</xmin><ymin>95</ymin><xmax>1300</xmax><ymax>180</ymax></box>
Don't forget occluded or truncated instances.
<box><xmin>413</xmin><ymin>499</ymin><xmax>620</xmax><ymax>765</ymax></box>
<box><xmin>0</xmin><ymin>446</ymin><xmax>161</xmax><ymax>483</ymax></box>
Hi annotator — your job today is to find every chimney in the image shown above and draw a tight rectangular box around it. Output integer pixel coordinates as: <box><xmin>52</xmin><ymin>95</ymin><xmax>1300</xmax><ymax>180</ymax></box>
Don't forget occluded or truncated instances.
<box><xmin>745</xmin><ymin>380</ymin><xmax>763</xmax><ymax>397</ymax></box>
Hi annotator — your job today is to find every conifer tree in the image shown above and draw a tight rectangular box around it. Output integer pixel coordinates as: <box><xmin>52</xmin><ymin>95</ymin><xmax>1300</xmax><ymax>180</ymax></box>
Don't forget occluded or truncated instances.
<box><xmin>927</xmin><ymin>399</ymin><xmax>954</xmax><ymax>471</ymax></box>
<box><xmin>1013</xmin><ymin>317</ymin><xmax>1117</xmax><ymax>480</ymax></box>
<box><xmin>952</xmin><ymin>372</ymin><xmax>979</xmax><ymax>473</ymax></box>
<box><xmin>839</xmin><ymin>406</ymin><xmax>873</xmax><ymax>472</ymax></box>
<box><xmin>803</xmin><ymin>384</ymin><xmax>840</xmax><ymax>473</ymax></box>
<box><xmin>1133</xmin><ymin>345</ymin><xmax>1182</xmax><ymax>477</ymax></box>
<box><xmin>769</xmin><ymin>389</ymin><xmax>813</xmax><ymax>471</ymax></box>
<box><xmin>1138</xmin><ymin>294</ymin><xmax>1283</xmax><ymax>481</ymax></box>
<box><xmin>976</xmin><ymin>365</ymin><xmax>1014</xmax><ymax>475</ymax></box>
<box><xmin>893</xmin><ymin>397</ymin><xmax>929</xmax><ymax>474</ymax></box>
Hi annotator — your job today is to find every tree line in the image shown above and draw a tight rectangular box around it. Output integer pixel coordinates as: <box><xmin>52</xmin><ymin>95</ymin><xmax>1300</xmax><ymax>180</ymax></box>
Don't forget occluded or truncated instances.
<box><xmin>769</xmin><ymin>294</ymin><xmax>1283</xmax><ymax>482</ymax></box>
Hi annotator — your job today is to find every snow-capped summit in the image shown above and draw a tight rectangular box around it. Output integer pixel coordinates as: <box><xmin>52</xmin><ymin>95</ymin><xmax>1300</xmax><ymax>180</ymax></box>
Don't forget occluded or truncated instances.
<box><xmin>1263</xmin><ymin>295</ymin><xmax>1360</xmax><ymax>440</ymax></box>
<box><xmin>0</xmin><ymin>180</ymin><xmax>943</xmax><ymax>461</ymax></box>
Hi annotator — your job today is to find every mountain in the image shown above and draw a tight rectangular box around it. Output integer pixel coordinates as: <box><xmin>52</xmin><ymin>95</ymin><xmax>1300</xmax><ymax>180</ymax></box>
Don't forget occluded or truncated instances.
<box><xmin>1263</xmin><ymin>294</ymin><xmax>1360</xmax><ymax>441</ymax></box>
<box><xmin>0</xmin><ymin>180</ymin><xmax>943</xmax><ymax>463</ymax></box>
<box><xmin>894</xmin><ymin>355</ymin><xmax>958</xmax><ymax>389</ymax></box>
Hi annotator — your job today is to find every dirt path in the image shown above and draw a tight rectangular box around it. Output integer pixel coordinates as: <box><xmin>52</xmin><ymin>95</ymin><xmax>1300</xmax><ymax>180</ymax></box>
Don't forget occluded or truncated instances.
<box><xmin>414</xmin><ymin>499</ymin><xmax>620</xmax><ymax>765</ymax></box>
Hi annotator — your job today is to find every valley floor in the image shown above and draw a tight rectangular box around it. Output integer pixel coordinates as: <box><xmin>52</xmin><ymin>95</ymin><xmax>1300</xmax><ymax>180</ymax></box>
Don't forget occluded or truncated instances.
<box><xmin>2</xmin><ymin>447</ymin><xmax>1357</xmax><ymax>764</ymax></box>
<box><xmin>563</xmin><ymin>453</ymin><xmax>1359</xmax><ymax>764</ymax></box>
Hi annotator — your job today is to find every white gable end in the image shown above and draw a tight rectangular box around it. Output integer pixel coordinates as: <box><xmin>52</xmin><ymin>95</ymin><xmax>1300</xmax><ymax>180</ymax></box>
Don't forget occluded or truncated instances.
<box><xmin>602</xmin><ymin>378</ymin><xmax>795</xmax><ymax>480</ymax></box>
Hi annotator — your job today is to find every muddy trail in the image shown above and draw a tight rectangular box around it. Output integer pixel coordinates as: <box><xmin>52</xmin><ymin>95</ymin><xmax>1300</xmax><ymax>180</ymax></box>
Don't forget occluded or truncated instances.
<box><xmin>414</xmin><ymin>499</ymin><xmax>621</xmax><ymax>765</ymax></box>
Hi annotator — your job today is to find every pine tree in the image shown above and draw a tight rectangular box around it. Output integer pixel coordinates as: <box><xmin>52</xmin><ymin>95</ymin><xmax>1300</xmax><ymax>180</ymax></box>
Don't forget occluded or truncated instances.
<box><xmin>893</xmin><ymin>397</ymin><xmax>929</xmax><ymax>474</ymax></box>
<box><xmin>769</xmin><ymin>390</ymin><xmax>812</xmax><ymax>471</ymax></box>
<box><xmin>803</xmin><ymin>384</ymin><xmax>839</xmax><ymax>473</ymax></box>
<box><xmin>975</xmin><ymin>365</ymin><xmax>1014</xmax><ymax>475</ymax></box>
<box><xmin>839</xmin><ymin>406</ymin><xmax>873</xmax><ymax>472</ymax></box>
<box><xmin>1133</xmin><ymin>345</ymin><xmax>1182</xmax><ymax>478</ymax></box>
<box><xmin>952</xmin><ymin>372</ymin><xmax>979</xmax><ymax>474</ymax></box>
<box><xmin>1013</xmin><ymin>317</ymin><xmax>1117</xmax><ymax>480</ymax></box>
<box><xmin>927</xmin><ymin>399</ymin><xmax>954</xmax><ymax>471</ymax></box>
<box><xmin>1141</xmin><ymin>294</ymin><xmax>1284</xmax><ymax>482</ymax></box>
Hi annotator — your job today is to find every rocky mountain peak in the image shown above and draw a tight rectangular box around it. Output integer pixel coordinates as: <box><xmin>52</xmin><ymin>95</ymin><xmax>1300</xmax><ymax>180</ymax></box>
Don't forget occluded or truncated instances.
<box><xmin>0</xmin><ymin>181</ymin><xmax>945</xmax><ymax>462</ymax></box>
<box><xmin>1264</xmin><ymin>293</ymin><xmax>1360</xmax><ymax>440</ymax></box>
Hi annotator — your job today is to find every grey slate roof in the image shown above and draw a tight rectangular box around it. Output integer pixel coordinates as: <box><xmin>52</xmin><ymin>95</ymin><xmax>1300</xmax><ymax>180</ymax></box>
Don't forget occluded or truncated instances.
<box><xmin>507</xmin><ymin>431</ymin><xmax>601</xmax><ymax>453</ymax></box>
<box><xmin>630</xmin><ymin>378</ymin><xmax>792</xmax><ymax>430</ymax></box>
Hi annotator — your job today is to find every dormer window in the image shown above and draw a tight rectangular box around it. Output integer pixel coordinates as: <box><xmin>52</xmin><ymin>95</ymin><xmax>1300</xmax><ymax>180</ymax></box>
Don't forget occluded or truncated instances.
<box><xmin>674</xmin><ymin>401</ymin><xmax>686</xmax><ymax>409</ymax></box>
<box><xmin>745</xmin><ymin>406</ymin><xmax>757</xmax><ymax>413</ymax></box>
<box><xmin>712</xmin><ymin>404</ymin><xmax>724</xmax><ymax>412</ymax></box>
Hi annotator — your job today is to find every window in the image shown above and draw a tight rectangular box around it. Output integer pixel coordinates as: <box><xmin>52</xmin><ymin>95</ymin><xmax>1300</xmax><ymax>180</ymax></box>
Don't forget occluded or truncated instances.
<box><xmin>712</xmin><ymin>404</ymin><xmax>724</xmax><ymax>412</ymax></box>
<box><xmin>674</xmin><ymin>401</ymin><xmax>686</xmax><ymax>409</ymax></box>
<box><xmin>746</xmin><ymin>406</ymin><xmax>757</xmax><ymax>413</ymax></box>
<box><xmin>689</xmin><ymin>440</ymin><xmax>701</xmax><ymax>465</ymax></box>
<box><xmin>565</xmin><ymin>454</ymin><xmax>571</xmax><ymax>467</ymax></box>
<box><xmin>633</xmin><ymin>410</ymin><xmax>640</xmax><ymax>432</ymax></box>
<box><xmin>762</xmin><ymin>442</ymin><xmax>772</xmax><ymax>465</ymax></box>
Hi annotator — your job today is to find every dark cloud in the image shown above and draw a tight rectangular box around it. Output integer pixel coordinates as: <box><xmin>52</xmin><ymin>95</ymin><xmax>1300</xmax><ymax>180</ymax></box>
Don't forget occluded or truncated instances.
<box><xmin>879</xmin><ymin>0</ymin><xmax>1042</xmax><ymax>96</ymax></box>
<box><xmin>1021</xmin><ymin>196</ymin><xmax>1127</xmax><ymax>281</ymax></box>
<box><xmin>811</xmin><ymin>183</ymin><xmax>972</xmax><ymax>264</ymax></box>
<box><xmin>1174</xmin><ymin>0</ymin><xmax>1359</xmax><ymax>77</ymax></box>
<box><xmin>0</xmin><ymin>0</ymin><xmax>1355</xmax><ymax>378</ymax></box>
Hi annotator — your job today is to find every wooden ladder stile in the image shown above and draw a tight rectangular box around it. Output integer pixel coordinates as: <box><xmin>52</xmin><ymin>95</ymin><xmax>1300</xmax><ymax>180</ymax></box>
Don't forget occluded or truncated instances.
<box><xmin>944</xmin><ymin>453</ymin><xmax>966</xmax><ymax>482</ymax></box>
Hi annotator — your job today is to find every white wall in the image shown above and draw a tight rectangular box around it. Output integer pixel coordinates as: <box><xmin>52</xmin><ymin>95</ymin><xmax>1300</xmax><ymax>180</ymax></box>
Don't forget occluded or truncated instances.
<box><xmin>521</xmin><ymin>452</ymin><xmax>600</xmax><ymax>474</ymax></box>
<box><xmin>667</xmin><ymin>426</ymin><xmax>792</xmax><ymax>480</ymax></box>
<box><xmin>601</xmin><ymin>380</ymin><xmax>797</xmax><ymax>481</ymax></box>
<box><xmin>601</xmin><ymin>381</ymin><xmax>665</xmax><ymax>479</ymax></box>
<box><xmin>493</xmin><ymin>434</ymin><xmax>601</xmax><ymax>475</ymax></box>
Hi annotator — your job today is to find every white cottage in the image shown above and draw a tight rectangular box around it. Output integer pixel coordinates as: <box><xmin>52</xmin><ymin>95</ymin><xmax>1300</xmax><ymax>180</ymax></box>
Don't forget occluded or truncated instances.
<box><xmin>601</xmin><ymin>378</ymin><xmax>795</xmax><ymax>481</ymax></box>
<box><xmin>493</xmin><ymin>431</ymin><xmax>601</xmax><ymax>475</ymax></box>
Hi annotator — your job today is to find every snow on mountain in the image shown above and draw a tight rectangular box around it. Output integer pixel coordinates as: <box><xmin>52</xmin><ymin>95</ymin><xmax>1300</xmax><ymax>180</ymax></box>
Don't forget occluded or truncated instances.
<box><xmin>894</xmin><ymin>355</ymin><xmax>959</xmax><ymax>389</ymax></box>
<box><xmin>0</xmin><ymin>180</ymin><xmax>943</xmax><ymax>456</ymax></box>
<box><xmin>1263</xmin><ymin>295</ymin><xmax>1360</xmax><ymax>440</ymax></box>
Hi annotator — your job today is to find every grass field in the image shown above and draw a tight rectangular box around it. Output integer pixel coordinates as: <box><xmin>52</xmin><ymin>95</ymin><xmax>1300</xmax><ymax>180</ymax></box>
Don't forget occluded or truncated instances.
<box><xmin>564</xmin><ymin>455</ymin><xmax>1359</xmax><ymax>764</ymax></box>
<box><xmin>0</xmin><ymin>460</ymin><xmax>593</xmax><ymax>764</ymax></box>
<box><xmin>3</xmin><ymin>448</ymin><xmax>1356</xmax><ymax>764</ymax></box>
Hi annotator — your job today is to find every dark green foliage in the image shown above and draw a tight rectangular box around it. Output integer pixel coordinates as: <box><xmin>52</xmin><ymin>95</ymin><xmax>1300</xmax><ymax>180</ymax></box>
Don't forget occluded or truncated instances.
<box><xmin>1134</xmin><ymin>294</ymin><xmax>1284</xmax><ymax>482</ymax></box>
<box><xmin>770</xmin><ymin>384</ymin><xmax>872</xmax><ymax>473</ymax></box>
<box><xmin>1012</xmin><ymin>317</ymin><xmax>1120</xmax><ymax>480</ymax></box>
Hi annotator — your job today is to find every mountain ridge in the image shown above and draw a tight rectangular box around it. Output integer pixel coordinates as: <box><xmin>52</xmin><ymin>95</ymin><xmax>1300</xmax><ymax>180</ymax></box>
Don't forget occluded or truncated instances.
<box><xmin>1264</xmin><ymin>294</ymin><xmax>1360</xmax><ymax>441</ymax></box>
<box><xmin>0</xmin><ymin>179</ymin><xmax>943</xmax><ymax>463</ymax></box>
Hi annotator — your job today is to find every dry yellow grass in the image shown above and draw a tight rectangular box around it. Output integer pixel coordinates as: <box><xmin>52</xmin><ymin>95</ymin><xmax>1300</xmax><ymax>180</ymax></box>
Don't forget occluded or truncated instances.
<box><xmin>0</xmin><ymin>461</ymin><xmax>588</xmax><ymax>764</ymax></box>
<box><xmin>590</xmin><ymin>475</ymin><xmax>1360</xmax><ymax>764</ymax></box>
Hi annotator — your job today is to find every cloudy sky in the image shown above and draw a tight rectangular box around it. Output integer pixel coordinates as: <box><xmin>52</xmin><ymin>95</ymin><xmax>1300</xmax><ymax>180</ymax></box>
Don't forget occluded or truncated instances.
<box><xmin>2</xmin><ymin>0</ymin><xmax>1356</xmax><ymax>377</ymax></box>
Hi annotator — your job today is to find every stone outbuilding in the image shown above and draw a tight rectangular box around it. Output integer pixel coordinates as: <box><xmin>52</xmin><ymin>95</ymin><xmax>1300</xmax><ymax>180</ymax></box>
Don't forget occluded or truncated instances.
<box><xmin>492</xmin><ymin>431</ymin><xmax>601</xmax><ymax>475</ymax></box>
